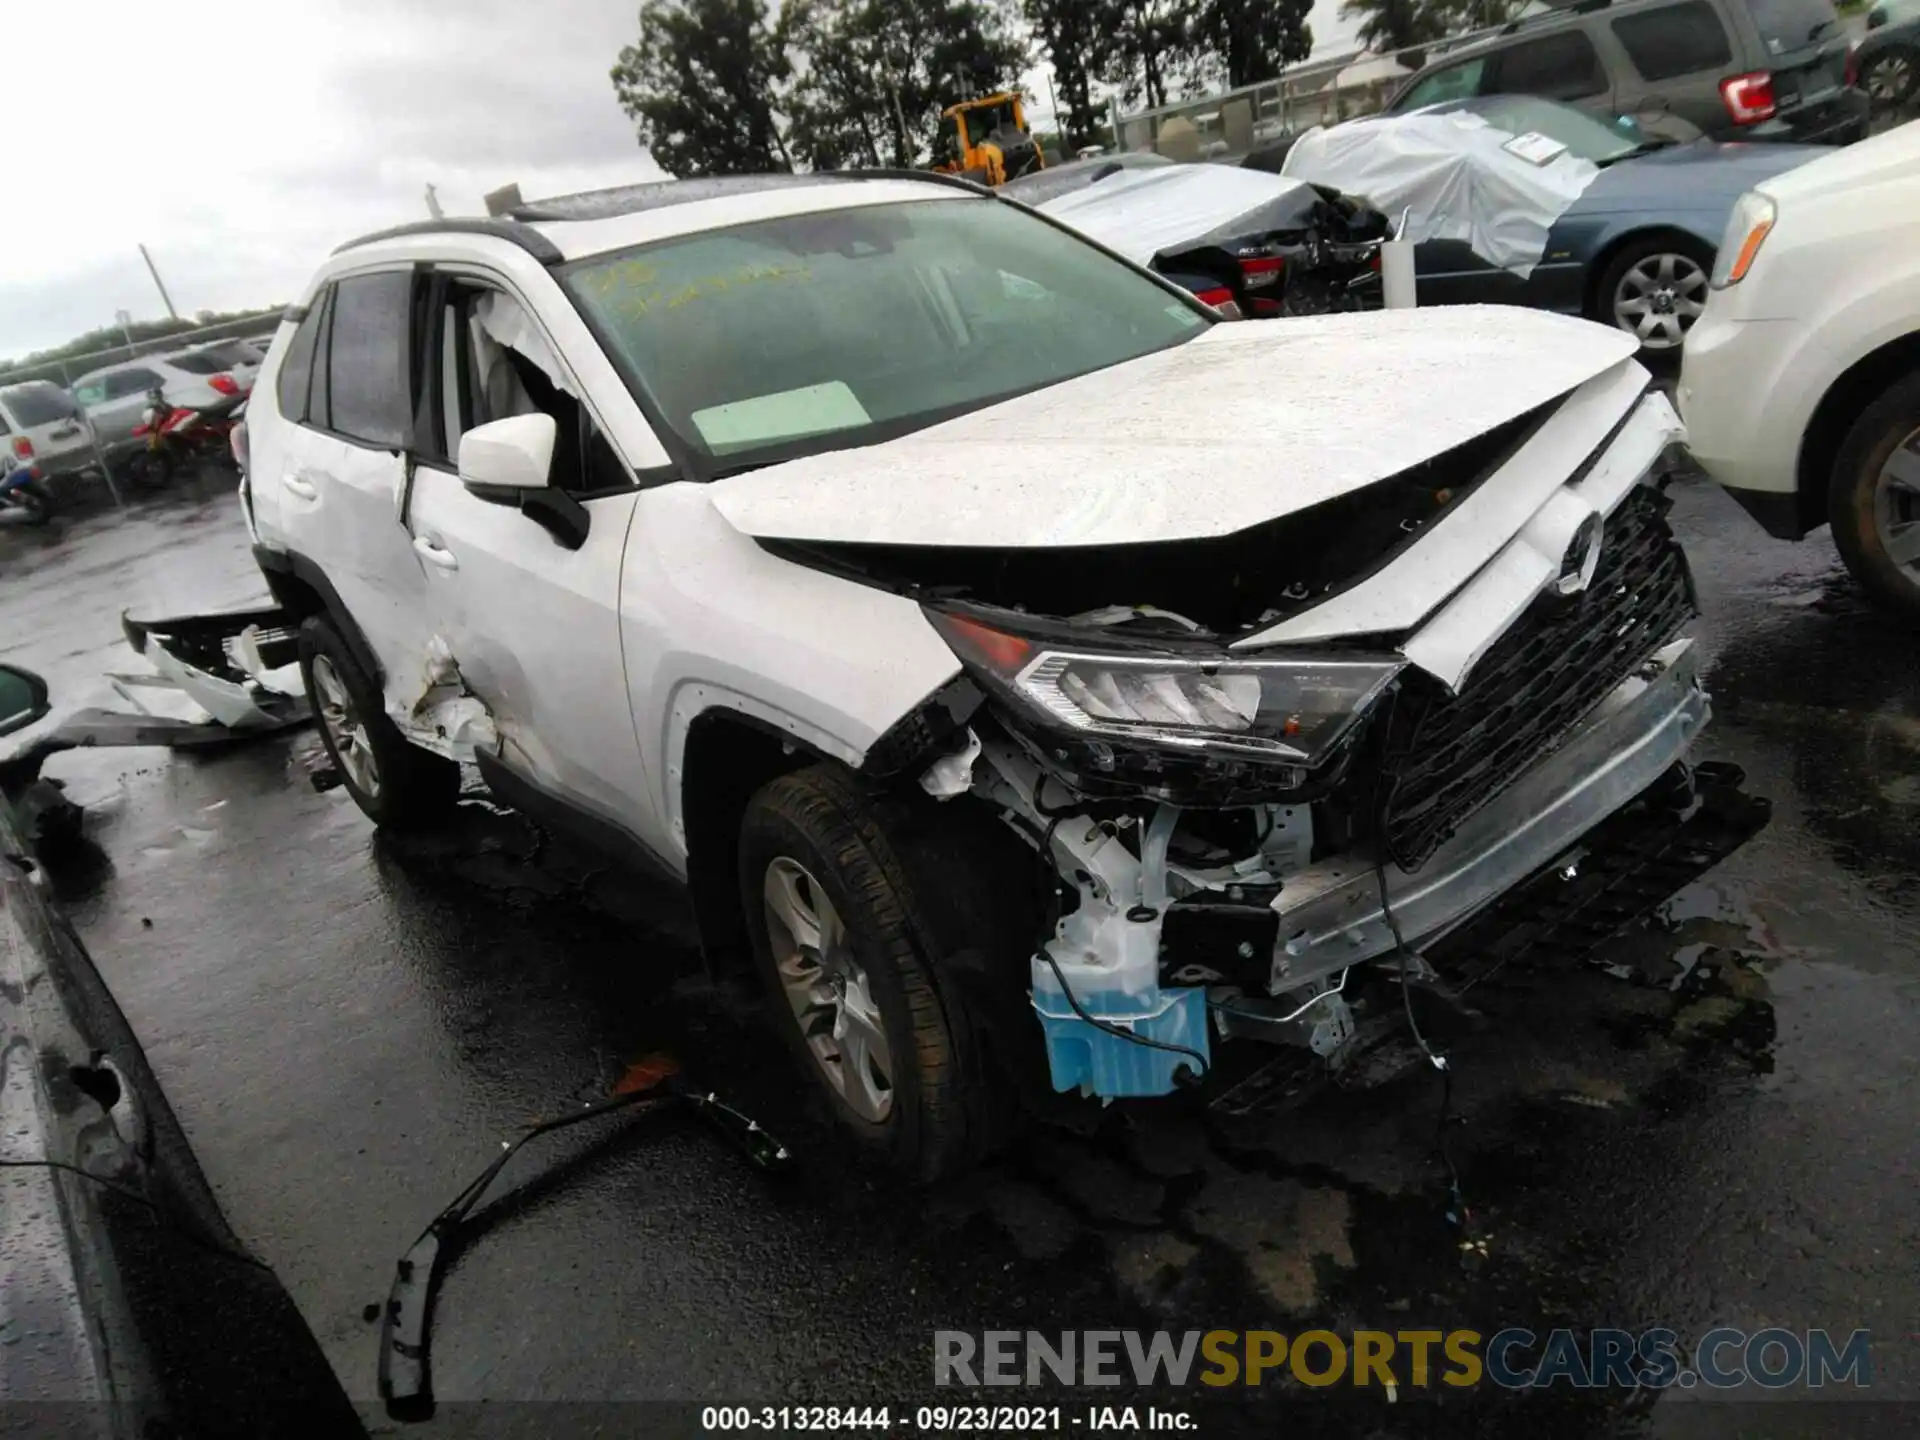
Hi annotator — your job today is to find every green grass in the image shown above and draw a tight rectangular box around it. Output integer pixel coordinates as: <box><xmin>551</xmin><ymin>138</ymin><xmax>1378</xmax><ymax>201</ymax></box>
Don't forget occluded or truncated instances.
<box><xmin>1834</xmin><ymin>0</ymin><xmax>1868</xmax><ymax>15</ymax></box>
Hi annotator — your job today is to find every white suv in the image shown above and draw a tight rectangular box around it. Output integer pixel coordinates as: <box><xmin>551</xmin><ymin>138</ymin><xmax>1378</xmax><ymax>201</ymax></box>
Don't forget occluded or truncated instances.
<box><xmin>242</xmin><ymin>172</ymin><xmax>1750</xmax><ymax>1178</ymax></box>
<box><xmin>1680</xmin><ymin>119</ymin><xmax>1920</xmax><ymax>624</ymax></box>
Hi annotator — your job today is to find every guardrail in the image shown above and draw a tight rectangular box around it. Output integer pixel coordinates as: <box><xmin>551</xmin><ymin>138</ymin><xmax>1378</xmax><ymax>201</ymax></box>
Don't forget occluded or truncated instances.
<box><xmin>1</xmin><ymin>314</ymin><xmax>283</xmax><ymax>391</ymax></box>
<box><xmin>1105</xmin><ymin>24</ymin><xmax>1510</xmax><ymax>162</ymax></box>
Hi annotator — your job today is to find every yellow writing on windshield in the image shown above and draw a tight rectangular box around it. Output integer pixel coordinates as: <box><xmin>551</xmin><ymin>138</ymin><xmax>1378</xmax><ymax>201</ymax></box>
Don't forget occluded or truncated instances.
<box><xmin>581</xmin><ymin>257</ymin><xmax>814</xmax><ymax>322</ymax></box>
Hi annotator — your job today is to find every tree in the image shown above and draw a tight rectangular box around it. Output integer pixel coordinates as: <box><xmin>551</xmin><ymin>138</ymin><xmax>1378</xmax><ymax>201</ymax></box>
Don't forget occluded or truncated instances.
<box><xmin>1338</xmin><ymin>0</ymin><xmax>1445</xmax><ymax>64</ymax></box>
<box><xmin>610</xmin><ymin>0</ymin><xmax>794</xmax><ymax>177</ymax></box>
<box><xmin>785</xmin><ymin>0</ymin><xmax>1028</xmax><ymax>170</ymax></box>
<box><xmin>1200</xmin><ymin>0</ymin><xmax>1313</xmax><ymax>89</ymax></box>
<box><xmin>1025</xmin><ymin>0</ymin><xmax>1109</xmax><ymax>151</ymax></box>
<box><xmin>1100</xmin><ymin>1</ymin><xmax>1205</xmax><ymax>110</ymax></box>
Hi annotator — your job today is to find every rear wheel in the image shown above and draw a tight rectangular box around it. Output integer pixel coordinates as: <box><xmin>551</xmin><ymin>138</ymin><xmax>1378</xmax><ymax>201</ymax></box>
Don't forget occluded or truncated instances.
<box><xmin>298</xmin><ymin>617</ymin><xmax>462</xmax><ymax>828</ymax></box>
<box><xmin>738</xmin><ymin>765</ymin><xmax>1021</xmax><ymax>1182</ymax></box>
<box><xmin>124</xmin><ymin>448</ymin><xmax>176</xmax><ymax>490</ymax></box>
<box><xmin>8</xmin><ymin>480</ymin><xmax>54</xmax><ymax>526</ymax></box>
<box><xmin>1829</xmin><ymin>369</ymin><xmax>1920</xmax><ymax>627</ymax></box>
<box><xmin>1594</xmin><ymin>235</ymin><xmax>1713</xmax><ymax>353</ymax></box>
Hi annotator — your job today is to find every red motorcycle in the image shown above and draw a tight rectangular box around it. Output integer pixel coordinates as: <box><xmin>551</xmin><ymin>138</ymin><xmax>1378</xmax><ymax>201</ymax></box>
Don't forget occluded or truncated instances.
<box><xmin>127</xmin><ymin>388</ymin><xmax>236</xmax><ymax>488</ymax></box>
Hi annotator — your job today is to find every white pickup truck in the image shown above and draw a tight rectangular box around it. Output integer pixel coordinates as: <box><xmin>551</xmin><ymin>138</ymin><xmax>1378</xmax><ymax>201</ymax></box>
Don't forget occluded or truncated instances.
<box><xmin>233</xmin><ymin>172</ymin><xmax>1757</xmax><ymax>1178</ymax></box>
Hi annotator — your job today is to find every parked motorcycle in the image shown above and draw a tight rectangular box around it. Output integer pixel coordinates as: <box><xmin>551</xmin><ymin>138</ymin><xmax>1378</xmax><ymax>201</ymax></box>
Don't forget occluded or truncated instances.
<box><xmin>127</xmin><ymin>387</ymin><xmax>236</xmax><ymax>488</ymax></box>
<box><xmin>0</xmin><ymin>455</ymin><xmax>54</xmax><ymax>526</ymax></box>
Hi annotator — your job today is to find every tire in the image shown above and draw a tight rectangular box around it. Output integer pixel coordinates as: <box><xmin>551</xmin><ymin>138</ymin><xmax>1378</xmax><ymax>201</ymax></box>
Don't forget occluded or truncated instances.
<box><xmin>297</xmin><ymin>616</ymin><xmax>461</xmax><ymax>828</ymax></box>
<box><xmin>1828</xmin><ymin>368</ymin><xmax>1920</xmax><ymax>626</ymax></box>
<box><xmin>1859</xmin><ymin>48</ymin><xmax>1917</xmax><ymax>113</ymax></box>
<box><xmin>738</xmin><ymin>764</ymin><xmax>1030</xmax><ymax>1182</ymax></box>
<box><xmin>125</xmin><ymin>448</ymin><xmax>176</xmax><ymax>490</ymax></box>
<box><xmin>8</xmin><ymin>480</ymin><xmax>54</xmax><ymax>526</ymax></box>
<box><xmin>1592</xmin><ymin>234</ymin><xmax>1714</xmax><ymax>354</ymax></box>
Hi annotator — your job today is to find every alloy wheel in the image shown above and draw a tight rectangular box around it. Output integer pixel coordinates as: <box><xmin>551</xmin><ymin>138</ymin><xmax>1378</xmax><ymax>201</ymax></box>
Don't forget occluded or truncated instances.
<box><xmin>1873</xmin><ymin>425</ymin><xmax>1920</xmax><ymax>587</ymax></box>
<box><xmin>762</xmin><ymin>856</ymin><xmax>895</xmax><ymax>1122</ymax></box>
<box><xmin>1862</xmin><ymin>54</ymin><xmax>1913</xmax><ymax>110</ymax></box>
<box><xmin>310</xmin><ymin>655</ymin><xmax>381</xmax><ymax>798</ymax></box>
<box><xmin>1612</xmin><ymin>252</ymin><xmax>1709</xmax><ymax>350</ymax></box>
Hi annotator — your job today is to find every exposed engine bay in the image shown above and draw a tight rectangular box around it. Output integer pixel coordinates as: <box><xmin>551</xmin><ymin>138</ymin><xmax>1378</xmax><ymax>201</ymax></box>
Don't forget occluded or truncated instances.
<box><xmin>841</xmin><ymin>384</ymin><xmax>1767</xmax><ymax>1102</ymax></box>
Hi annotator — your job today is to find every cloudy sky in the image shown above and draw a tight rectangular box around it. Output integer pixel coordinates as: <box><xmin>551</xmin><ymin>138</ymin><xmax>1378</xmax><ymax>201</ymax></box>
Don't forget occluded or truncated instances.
<box><xmin>3</xmin><ymin>0</ymin><xmax>1361</xmax><ymax>365</ymax></box>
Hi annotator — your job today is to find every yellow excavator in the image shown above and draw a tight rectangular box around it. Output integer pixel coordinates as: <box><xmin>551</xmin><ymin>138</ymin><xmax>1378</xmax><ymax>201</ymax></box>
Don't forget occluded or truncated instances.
<box><xmin>932</xmin><ymin>92</ymin><xmax>1047</xmax><ymax>187</ymax></box>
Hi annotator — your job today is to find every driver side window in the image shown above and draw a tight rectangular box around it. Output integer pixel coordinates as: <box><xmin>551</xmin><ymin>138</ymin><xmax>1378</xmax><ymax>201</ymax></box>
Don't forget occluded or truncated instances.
<box><xmin>423</xmin><ymin>277</ymin><xmax>630</xmax><ymax>496</ymax></box>
<box><xmin>1399</xmin><ymin>57</ymin><xmax>1486</xmax><ymax>110</ymax></box>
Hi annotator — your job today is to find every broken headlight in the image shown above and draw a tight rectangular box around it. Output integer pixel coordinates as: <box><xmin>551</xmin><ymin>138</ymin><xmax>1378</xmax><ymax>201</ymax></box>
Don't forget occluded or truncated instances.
<box><xmin>928</xmin><ymin>611</ymin><xmax>1402</xmax><ymax>766</ymax></box>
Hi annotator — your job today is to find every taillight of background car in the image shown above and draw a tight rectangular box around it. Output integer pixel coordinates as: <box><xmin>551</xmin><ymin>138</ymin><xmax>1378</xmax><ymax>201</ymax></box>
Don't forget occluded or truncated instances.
<box><xmin>1191</xmin><ymin>286</ymin><xmax>1243</xmax><ymax>319</ymax></box>
<box><xmin>1844</xmin><ymin>47</ymin><xmax>1859</xmax><ymax>87</ymax></box>
<box><xmin>1721</xmin><ymin>71</ymin><xmax>1777</xmax><ymax>125</ymax></box>
<box><xmin>209</xmin><ymin>373</ymin><xmax>240</xmax><ymax>397</ymax></box>
<box><xmin>11</xmin><ymin>436</ymin><xmax>32</xmax><ymax>459</ymax></box>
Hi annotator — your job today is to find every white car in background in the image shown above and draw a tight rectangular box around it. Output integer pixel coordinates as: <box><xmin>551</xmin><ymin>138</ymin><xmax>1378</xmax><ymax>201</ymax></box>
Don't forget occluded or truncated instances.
<box><xmin>0</xmin><ymin>380</ymin><xmax>94</xmax><ymax>485</ymax></box>
<box><xmin>172</xmin><ymin>338</ymin><xmax>266</xmax><ymax>392</ymax></box>
<box><xmin>71</xmin><ymin>351</ymin><xmax>250</xmax><ymax>460</ymax></box>
<box><xmin>1679</xmin><ymin>120</ymin><xmax>1920</xmax><ymax>623</ymax></box>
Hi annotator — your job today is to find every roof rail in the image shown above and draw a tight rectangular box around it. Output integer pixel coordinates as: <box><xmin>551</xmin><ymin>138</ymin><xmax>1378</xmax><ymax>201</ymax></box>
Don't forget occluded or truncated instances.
<box><xmin>1497</xmin><ymin>0</ymin><xmax>1611</xmax><ymax>36</ymax></box>
<box><xmin>507</xmin><ymin>168</ymin><xmax>991</xmax><ymax>224</ymax></box>
<box><xmin>332</xmin><ymin>217</ymin><xmax>563</xmax><ymax>265</ymax></box>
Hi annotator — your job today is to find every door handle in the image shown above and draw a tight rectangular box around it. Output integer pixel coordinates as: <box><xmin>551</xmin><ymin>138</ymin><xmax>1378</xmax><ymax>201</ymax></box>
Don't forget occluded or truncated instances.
<box><xmin>412</xmin><ymin>536</ymin><xmax>458</xmax><ymax>571</ymax></box>
<box><xmin>282</xmin><ymin>472</ymin><xmax>318</xmax><ymax>500</ymax></box>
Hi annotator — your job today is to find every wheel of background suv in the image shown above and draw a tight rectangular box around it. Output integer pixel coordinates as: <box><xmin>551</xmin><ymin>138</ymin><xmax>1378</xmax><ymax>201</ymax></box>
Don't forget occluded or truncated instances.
<box><xmin>1594</xmin><ymin>235</ymin><xmax>1714</xmax><ymax>353</ymax></box>
<box><xmin>124</xmin><ymin>448</ymin><xmax>175</xmax><ymax>489</ymax></box>
<box><xmin>1859</xmin><ymin>49</ymin><xmax>1917</xmax><ymax>112</ymax></box>
<box><xmin>738</xmin><ymin>764</ymin><xmax>998</xmax><ymax>1182</ymax></box>
<box><xmin>297</xmin><ymin>616</ymin><xmax>461</xmax><ymax>828</ymax></box>
<box><xmin>8</xmin><ymin>480</ymin><xmax>54</xmax><ymax>526</ymax></box>
<box><xmin>1829</xmin><ymin>369</ymin><xmax>1920</xmax><ymax>627</ymax></box>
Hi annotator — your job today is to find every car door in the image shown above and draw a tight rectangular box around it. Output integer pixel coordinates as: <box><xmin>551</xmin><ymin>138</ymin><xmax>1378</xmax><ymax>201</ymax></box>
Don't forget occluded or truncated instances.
<box><xmin>285</xmin><ymin>270</ymin><xmax>441</xmax><ymax>710</ymax></box>
<box><xmin>93</xmin><ymin>368</ymin><xmax>164</xmax><ymax>448</ymax></box>
<box><xmin>403</xmin><ymin>273</ymin><xmax>654</xmax><ymax>840</ymax></box>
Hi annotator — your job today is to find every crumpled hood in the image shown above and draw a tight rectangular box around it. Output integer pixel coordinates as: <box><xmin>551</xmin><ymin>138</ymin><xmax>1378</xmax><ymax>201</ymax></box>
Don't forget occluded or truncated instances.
<box><xmin>709</xmin><ymin>305</ymin><xmax>1639</xmax><ymax>550</ymax></box>
<box><xmin>1039</xmin><ymin>164</ymin><xmax>1325</xmax><ymax>266</ymax></box>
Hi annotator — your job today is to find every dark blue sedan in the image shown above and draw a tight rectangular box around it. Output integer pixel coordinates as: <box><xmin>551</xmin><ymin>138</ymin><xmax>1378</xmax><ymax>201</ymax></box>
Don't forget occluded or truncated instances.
<box><xmin>1407</xmin><ymin>95</ymin><xmax>1825</xmax><ymax>352</ymax></box>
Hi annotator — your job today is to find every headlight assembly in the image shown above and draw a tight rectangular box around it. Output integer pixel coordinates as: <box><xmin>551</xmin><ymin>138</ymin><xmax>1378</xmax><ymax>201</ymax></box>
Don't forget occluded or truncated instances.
<box><xmin>928</xmin><ymin>610</ymin><xmax>1402</xmax><ymax>767</ymax></box>
<box><xmin>1711</xmin><ymin>190</ymin><xmax>1776</xmax><ymax>289</ymax></box>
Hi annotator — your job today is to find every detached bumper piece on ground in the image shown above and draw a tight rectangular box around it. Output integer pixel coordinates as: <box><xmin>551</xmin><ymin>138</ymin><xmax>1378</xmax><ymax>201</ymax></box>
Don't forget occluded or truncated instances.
<box><xmin>377</xmin><ymin>1060</ymin><xmax>791</xmax><ymax>1423</ymax></box>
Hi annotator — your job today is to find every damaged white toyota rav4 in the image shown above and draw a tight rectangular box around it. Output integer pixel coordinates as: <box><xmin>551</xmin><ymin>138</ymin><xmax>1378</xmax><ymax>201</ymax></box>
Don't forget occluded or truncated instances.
<box><xmin>239</xmin><ymin>172</ymin><xmax>1763</xmax><ymax>1178</ymax></box>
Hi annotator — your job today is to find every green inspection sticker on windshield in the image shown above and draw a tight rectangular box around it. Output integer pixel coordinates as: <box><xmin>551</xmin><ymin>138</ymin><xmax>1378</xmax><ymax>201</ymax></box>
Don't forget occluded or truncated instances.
<box><xmin>690</xmin><ymin>382</ymin><xmax>873</xmax><ymax>453</ymax></box>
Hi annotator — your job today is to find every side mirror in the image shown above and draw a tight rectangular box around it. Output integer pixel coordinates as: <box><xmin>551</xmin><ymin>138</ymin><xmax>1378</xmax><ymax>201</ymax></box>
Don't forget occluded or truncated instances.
<box><xmin>458</xmin><ymin>413</ymin><xmax>555</xmax><ymax>493</ymax></box>
<box><xmin>0</xmin><ymin>664</ymin><xmax>51</xmax><ymax>738</ymax></box>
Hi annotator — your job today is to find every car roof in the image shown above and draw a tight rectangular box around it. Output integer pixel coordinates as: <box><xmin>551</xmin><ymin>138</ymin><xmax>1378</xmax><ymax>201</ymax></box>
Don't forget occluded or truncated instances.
<box><xmin>1407</xmin><ymin>0</ymin><xmax>1705</xmax><ymax>71</ymax></box>
<box><xmin>72</xmin><ymin>357</ymin><xmax>177</xmax><ymax>384</ymax></box>
<box><xmin>0</xmin><ymin>378</ymin><xmax>68</xmax><ymax>396</ymax></box>
<box><xmin>331</xmin><ymin>170</ymin><xmax>989</xmax><ymax>269</ymax></box>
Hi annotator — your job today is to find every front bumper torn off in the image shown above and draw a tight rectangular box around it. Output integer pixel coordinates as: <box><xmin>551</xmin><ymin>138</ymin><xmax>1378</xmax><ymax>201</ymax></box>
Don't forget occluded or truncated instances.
<box><xmin>1270</xmin><ymin>636</ymin><xmax>1709</xmax><ymax>986</ymax></box>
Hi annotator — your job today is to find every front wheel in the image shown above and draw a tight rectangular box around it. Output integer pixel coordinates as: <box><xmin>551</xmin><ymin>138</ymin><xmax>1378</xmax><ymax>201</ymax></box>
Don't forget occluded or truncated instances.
<box><xmin>1859</xmin><ymin>49</ymin><xmax>1917</xmax><ymax>113</ymax></box>
<box><xmin>1593</xmin><ymin>235</ymin><xmax>1714</xmax><ymax>353</ymax></box>
<box><xmin>1829</xmin><ymin>369</ymin><xmax>1920</xmax><ymax>627</ymax></box>
<box><xmin>738</xmin><ymin>765</ymin><xmax>1010</xmax><ymax>1182</ymax></box>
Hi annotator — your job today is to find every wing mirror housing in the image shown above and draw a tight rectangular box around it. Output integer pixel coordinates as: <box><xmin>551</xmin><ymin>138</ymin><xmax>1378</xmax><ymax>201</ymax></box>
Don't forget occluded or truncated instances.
<box><xmin>458</xmin><ymin>413</ymin><xmax>555</xmax><ymax>493</ymax></box>
<box><xmin>455</xmin><ymin>412</ymin><xmax>589</xmax><ymax>551</ymax></box>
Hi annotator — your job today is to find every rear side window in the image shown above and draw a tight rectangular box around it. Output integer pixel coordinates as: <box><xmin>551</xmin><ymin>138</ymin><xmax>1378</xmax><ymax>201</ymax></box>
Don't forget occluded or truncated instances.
<box><xmin>1398</xmin><ymin>57</ymin><xmax>1488</xmax><ymax>109</ymax></box>
<box><xmin>105</xmin><ymin>369</ymin><xmax>161</xmax><ymax>400</ymax></box>
<box><xmin>166</xmin><ymin>352</ymin><xmax>225</xmax><ymax>375</ymax></box>
<box><xmin>1613</xmin><ymin>3</ymin><xmax>1735</xmax><ymax>79</ymax></box>
<box><xmin>1744</xmin><ymin>0</ymin><xmax>1842</xmax><ymax>53</ymax></box>
<box><xmin>276</xmin><ymin>303</ymin><xmax>327</xmax><ymax>424</ymax></box>
<box><xmin>0</xmin><ymin>384</ymin><xmax>78</xmax><ymax>426</ymax></box>
<box><xmin>1487</xmin><ymin>32</ymin><xmax>1608</xmax><ymax>100</ymax></box>
<box><xmin>324</xmin><ymin>272</ymin><xmax>413</xmax><ymax>448</ymax></box>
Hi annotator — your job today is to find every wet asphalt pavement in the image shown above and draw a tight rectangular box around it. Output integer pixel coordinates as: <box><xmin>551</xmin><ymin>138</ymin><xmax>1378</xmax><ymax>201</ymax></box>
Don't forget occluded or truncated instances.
<box><xmin>1</xmin><ymin>463</ymin><xmax>1916</xmax><ymax>1439</ymax></box>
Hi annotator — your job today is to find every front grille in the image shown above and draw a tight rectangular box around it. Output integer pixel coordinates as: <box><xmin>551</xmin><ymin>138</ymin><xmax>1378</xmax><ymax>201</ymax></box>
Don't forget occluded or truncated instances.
<box><xmin>1376</xmin><ymin>485</ymin><xmax>1695</xmax><ymax>871</ymax></box>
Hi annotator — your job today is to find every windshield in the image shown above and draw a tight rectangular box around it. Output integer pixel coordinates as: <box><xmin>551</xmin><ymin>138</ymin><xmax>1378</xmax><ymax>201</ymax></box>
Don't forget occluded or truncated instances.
<box><xmin>562</xmin><ymin>196</ymin><xmax>1207</xmax><ymax>474</ymax></box>
<box><xmin>961</xmin><ymin>101</ymin><xmax>1017</xmax><ymax>145</ymax></box>
<box><xmin>1462</xmin><ymin>95</ymin><xmax>1644</xmax><ymax>162</ymax></box>
<box><xmin>0</xmin><ymin>382</ymin><xmax>80</xmax><ymax>426</ymax></box>
<box><xmin>1744</xmin><ymin>0</ymin><xmax>1841</xmax><ymax>50</ymax></box>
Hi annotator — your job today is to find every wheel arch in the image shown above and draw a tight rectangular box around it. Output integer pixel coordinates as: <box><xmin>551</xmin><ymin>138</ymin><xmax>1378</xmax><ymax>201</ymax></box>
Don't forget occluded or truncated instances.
<box><xmin>680</xmin><ymin>706</ymin><xmax>830</xmax><ymax>979</ymax></box>
<box><xmin>1794</xmin><ymin>331</ymin><xmax>1920</xmax><ymax>536</ymax></box>
<box><xmin>251</xmin><ymin>545</ymin><xmax>384</xmax><ymax>686</ymax></box>
<box><xmin>1583</xmin><ymin>224</ymin><xmax>1718</xmax><ymax>322</ymax></box>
